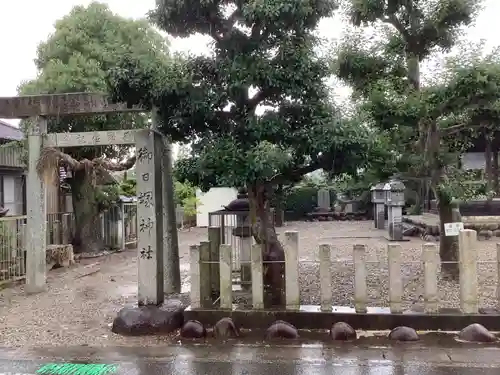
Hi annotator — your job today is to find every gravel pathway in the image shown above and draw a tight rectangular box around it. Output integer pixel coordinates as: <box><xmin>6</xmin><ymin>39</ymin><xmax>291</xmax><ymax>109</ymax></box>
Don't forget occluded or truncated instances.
<box><xmin>0</xmin><ymin>221</ymin><xmax>497</xmax><ymax>347</ymax></box>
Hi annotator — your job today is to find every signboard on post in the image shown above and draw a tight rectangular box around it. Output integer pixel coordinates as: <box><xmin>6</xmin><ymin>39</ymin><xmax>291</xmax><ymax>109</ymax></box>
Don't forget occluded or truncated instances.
<box><xmin>444</xmin><ymin>222</ymin><xmax>464</xmax><ymax>236</ymax></box>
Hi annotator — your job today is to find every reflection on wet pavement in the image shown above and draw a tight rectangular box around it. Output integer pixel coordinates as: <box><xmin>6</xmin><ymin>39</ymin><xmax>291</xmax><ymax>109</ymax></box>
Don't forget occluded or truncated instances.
<box><xmin>3</xmin><ymin>357</ymin><xmax>500</xmax><ymax>375</ymax></box>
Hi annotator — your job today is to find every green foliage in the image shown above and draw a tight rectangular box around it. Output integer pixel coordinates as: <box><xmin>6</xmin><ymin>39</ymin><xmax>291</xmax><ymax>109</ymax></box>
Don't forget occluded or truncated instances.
<box><xmin>117</xmin><ymin>173</ymin><xmax>198</xmax><ymax>207</ymax></box>
<box><xmin>174</xmin><ymin>180</ymin><xmax>196</xmax><ymax>207</ymax></box>
<box><xmin>282</xmin><ymin>186</ymin><xmax>320</xmax><ymax>220</ymax></box>
<box><xmin>19</xmin><ymin>1</ymin><xmax>170</xmax><ymax>161</ymax></box>
<box><xmin>438</xmin><ymin>168</ymin><xmax>491</xmax><ymax>202</ymax></box>
<box><xmin>108</xmin><ymin>0</ymin><xmax>377</xmax><ymax>194</ymax></box>
<box><xmin>182</xmin><ymin>196</ymin><xmax>202</xmax><ymax>218</ymax></box>
<box><xmin>96</xmin><ymin>185</ymin><xmax>120</xmax><ymax>211</ymax></box>
<box><xmin>119</xmin><ymin>179</ymin><xmax>136</xmax><ymax>197</ymax></box>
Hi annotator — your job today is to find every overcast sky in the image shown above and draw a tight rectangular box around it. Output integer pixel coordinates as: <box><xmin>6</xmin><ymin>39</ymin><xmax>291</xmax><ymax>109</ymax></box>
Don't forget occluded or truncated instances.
<box><xmin>1</xmin><ymin>0</ymin><xmax>499</xmax><ymax>127</ymax></box>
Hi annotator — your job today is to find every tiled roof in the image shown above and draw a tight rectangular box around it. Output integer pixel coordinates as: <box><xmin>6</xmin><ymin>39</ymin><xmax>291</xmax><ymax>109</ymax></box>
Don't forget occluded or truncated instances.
<box><xmin>0</xmin><ymin>120</ymin><xmax>23</xmax><ymax>141</ymax></box>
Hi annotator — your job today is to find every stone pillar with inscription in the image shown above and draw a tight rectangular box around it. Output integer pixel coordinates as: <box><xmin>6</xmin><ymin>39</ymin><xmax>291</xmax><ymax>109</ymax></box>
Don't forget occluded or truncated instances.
<box><xmin>370</xmin><ymin>183</ymin><xmax>386</xmax><ymax>230</ymax></box>
<box><xmin>135</xmin><ymin>129</ymin><xmax>164</xmax><ymax>305</ymax></box>
<box><xmin>151</xmin><ymin>108</ymin><xmax>181</xmax><ymax>294</ymax></box>
<box><xmin>162</xmin><ymin>140</ymin><xmax>181</xmax><ymax>293</ymax></box>
<box><xmin>26</xmin><ymin>117</ymin><xmax>48</xmax><ymax>294</ymax></box>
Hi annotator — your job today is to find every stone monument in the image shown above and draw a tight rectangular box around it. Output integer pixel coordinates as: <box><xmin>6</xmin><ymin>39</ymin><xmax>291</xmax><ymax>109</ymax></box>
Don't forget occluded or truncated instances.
<box><xmin>371</xmin><ymin>183</ymin><xmax>386</xmax><ymax>230</ymax></box>
<box><xmin>384</xmin><ymin>178</ymin><xmax>405</xmax><ymax>241</ymax></box>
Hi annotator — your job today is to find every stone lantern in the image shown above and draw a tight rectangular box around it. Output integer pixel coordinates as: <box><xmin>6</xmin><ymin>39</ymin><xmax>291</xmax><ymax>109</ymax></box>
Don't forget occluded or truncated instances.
<box><xmin>371</xmin><ymin>182</ymin><xmax>386</xmax><ymax>230</ymax></box>
<box><xmin>384</xmin><ymin>179</ymin><xmax>406</xmax><ymax>241</ymax></box>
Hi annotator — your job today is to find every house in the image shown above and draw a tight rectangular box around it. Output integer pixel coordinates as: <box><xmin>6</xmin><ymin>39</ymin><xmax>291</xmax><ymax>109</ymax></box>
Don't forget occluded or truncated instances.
<box><xmin>0</xmin><ymin>120</ymin><xmax>25</xmax><ymax>216</ymax></box>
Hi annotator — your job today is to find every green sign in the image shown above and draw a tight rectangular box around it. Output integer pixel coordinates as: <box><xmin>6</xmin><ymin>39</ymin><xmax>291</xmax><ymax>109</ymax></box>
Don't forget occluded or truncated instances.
<box><xmin>36</xmin><ymin>363</ymin><xmax>117</xmax><ymax>375</ymax></box>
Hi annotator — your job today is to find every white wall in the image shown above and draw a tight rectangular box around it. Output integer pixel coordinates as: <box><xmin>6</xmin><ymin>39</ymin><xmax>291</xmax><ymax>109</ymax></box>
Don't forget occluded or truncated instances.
<box><xmin>196</xmin><ymin>187</ymin><xmax>238</xmax><ymax>227</ymax></box>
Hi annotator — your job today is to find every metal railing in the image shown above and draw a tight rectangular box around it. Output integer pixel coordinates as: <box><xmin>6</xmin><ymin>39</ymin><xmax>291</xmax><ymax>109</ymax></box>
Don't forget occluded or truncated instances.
<box><xmin>0</xmin><ymin>202</ymin><xmax>189</xmax><ymax>285</ymax></box>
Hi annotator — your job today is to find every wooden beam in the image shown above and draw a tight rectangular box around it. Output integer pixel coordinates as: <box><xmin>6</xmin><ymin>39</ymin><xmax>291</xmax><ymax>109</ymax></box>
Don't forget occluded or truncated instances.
<box><xmin>43</xmin><ymin>130</ymin><xmax>137</xmax><ymax>148</ymax></box>
<box><xmin>0</xmin><ymin>93</ymin><xmax>144</xmax><ymax>119</ymax></box>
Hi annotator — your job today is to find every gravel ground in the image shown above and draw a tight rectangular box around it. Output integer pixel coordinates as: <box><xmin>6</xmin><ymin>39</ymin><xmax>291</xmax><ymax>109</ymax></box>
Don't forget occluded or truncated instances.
<box><xmin>0</xmin><ymin>221</ymin><xmax>498</xmax><ymax>347</ymax></box>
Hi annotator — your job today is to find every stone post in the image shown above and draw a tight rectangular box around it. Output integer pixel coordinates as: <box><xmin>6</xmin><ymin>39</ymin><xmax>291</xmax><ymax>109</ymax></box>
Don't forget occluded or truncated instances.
<box><xmin>458</xmin><ymin>229</ymin><xmax>478</xmax><ymax>313</ymax></box>
<box><xmin>26</xmin><ymin>116</ymin><xmax>47</xmax><ymax>294</ymax></box>
<box><xmin>116</xmin><ymin>201</ymin><xmax>125</xmax><ymax>250</ymax></box>
<box><xmin>388</xmin><ymin>243</ymin><xmax>403</xmax><ymax>313</ymax></box>
<box><xmin>319</xmin><ymin>243</ymin><xmax>332</xmax><ymax>311</ymax></box>
<box><xmin>240</xmin><ymin>235</ymin><xmax>252</xmax><ymax>291</ymax></box>
<box><xmin>208</xmin><ymin>226</ymin><xmax>221</xmax><ymax>296</ymax></box>
<box><xmin>384</xmin><ymin>179</ymin><xmax>405</xmax><ymax>241</ymax></box>
<box><xmin>151</xmin><ymin>108</ymin><xmax>181</xmax><ymax>294</ymax></box>
<box><xmin>353</xmin><ymin>244</ymin><xmax>367</xmax><ymax>313</ymax></box>
<box><xmin>219</xmin><ymin>244</ymin><xmax>232</xmax><ymax>309</ymax></box>
<box><xmin>162</xmin><ymin>140</ymin><xmax>181</xmax><ymax>293</ymax></box>
<box><xmin>61</xmin><ymin>213</ymin><xmax>70</xmax><ymax>244</ymax></box>
<box><xmin>199</xmin><ymin>241</ymin><xmax>212</xmax><ymax>307</ymax></box>
<box><xmin>422</xmin><ymin>243</ymin><xmax>439</xmax><ymax>313</ymax></box>
<box><xmin>371</xmin><ymin>183</ymin><xmax>386</xmax><ymax>229</ymax></box>
<box><xmin>284</xmin><ymin>231</ymin><xmax>299</xmax><ymax>309</ymax></box>
<box><xmin>189</xmin><ymin>244</ymin><xmax>201</xmax><ymax>308</ymax></box>
<box><xmin>135</xmin><ymin>129</ymin><xmax>164</xmax><ymax>305</ymax></box>
<box><xmin>317</xmin><ymin>189</ymin><xmax>331</xmax><ymax>210</ymax></box>
<box><xmin>251</xmin><ymin>243</ymin><xmax>264</xmax><ymax>309</ymax></box>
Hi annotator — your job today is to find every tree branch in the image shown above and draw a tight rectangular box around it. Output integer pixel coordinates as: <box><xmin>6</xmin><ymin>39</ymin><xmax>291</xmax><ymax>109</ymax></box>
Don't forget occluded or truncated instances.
<box><xmin>442</xmin><ymin>122</ymin><xmax>483</xmax><ymax>136</ymax></box>
<box><xmin>36</xmin><ymin>147</ymin><xmax>81</xmax><ymax>183</ymax></box>
<box><xmin>382</xmin><ymin>15</ymin><xmax>410</xmax><ymax>41</ymax></box>
<box><xmin>94</xmin><ymin>155</ymin><xmax>137</xmax><ymax>171</ymax></box>
<box><xmin>270</xmin><ymin>157</ymin><xmax>325</xmax><ymax>185</ymax></box>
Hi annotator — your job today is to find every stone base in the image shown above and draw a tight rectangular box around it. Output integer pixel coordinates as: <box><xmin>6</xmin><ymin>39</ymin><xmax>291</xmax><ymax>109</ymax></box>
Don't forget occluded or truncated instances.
<box><xmin>46</xmin><ymin>244</ymin><xmax>74</xmax><ymax>271</ymax></box>
<box><xmin>112</xmin><ymin>299</ymin><xmax>186</xmax><ymax>336</ymax></box>
<box><xmin>403</xmin><ymin>214</ymin><xmax>500</xmax><ymax>241</ymax></box>
<box><xmin>184</xmin><ymin>304</ymin><xmax>500</xmax><ymax>331</ymax></box>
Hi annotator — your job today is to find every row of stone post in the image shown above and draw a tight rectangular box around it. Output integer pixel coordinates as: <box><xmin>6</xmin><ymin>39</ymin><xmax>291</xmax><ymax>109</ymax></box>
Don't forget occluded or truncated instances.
<box><xmin>190</xmin><ymin>228</ymin><xmax>484</xmax><ymax>313</ymax></box>
<box><xmin>371</xmin><ymin>178</ymin><xmax>406</xmax><ymax>241</ymax></box>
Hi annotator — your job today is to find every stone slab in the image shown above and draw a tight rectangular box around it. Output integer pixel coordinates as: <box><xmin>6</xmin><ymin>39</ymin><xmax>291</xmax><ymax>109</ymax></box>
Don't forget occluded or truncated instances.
<box><xmin>44</xmin><ymin>130</ymin><xmax>137</xmax><ymax>147</ymax></box>
<box><xmin>0</xmin><ymin>93</ymin><xmax>143</xmax><ymax>118</ymax></box>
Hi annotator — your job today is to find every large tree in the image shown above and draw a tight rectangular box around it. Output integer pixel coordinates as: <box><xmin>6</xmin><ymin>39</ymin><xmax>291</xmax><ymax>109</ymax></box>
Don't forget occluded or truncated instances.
<box><xmin>107</xmin><ymin>0</ymin><xmax>377</xmax><ymax>305</ymax></box>
<box><xmin>334</xmin><ymin>0</ymin><xmax>485</xmax><ymax>275</ymax></box>
<box><xmin>19</xmin><ymin>2</ymin><xmax>170</xmax><ymax>253</ymax></box>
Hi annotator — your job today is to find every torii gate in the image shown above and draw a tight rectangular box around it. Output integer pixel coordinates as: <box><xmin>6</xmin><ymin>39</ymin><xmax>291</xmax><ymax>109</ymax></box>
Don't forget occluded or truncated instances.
<box><xmin>0</xmin><ymin>93</ymin><xmax>180</xmax><ymax>305</ymax></box>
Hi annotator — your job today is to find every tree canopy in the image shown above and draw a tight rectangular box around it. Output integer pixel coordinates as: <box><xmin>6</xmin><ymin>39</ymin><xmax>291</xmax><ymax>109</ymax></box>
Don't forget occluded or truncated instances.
<box><xmin>107</xmin><ymin>0</ymin><xmax>378</xmax><ymax>195</ymax></box>
<box><xmin>19</xmin><ymin>1</ymin><xmax>170</xmax><ymax>160</ymax></box>
<box><xmin>20</xmin><ymin>2</ymin><xmax>171</xmax><ymax>253</ymax></box>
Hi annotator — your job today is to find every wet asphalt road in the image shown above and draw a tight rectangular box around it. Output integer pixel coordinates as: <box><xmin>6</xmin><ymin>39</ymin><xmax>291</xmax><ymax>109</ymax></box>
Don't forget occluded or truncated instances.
<box><xmin>3</xmin><ymin>359</ymin><xmax>500</xmax><ymax>375</ymax></box>
<box><xmin>2</xmin><ymin>344</ymin><xmax>500</xmax><ymax>375</ymax></box>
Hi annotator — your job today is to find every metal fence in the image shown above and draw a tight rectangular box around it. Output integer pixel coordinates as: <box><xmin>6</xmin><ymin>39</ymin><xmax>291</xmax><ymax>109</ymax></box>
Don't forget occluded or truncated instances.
<box><xmin>0</xmin><ymin>202</ymin><xmax>188</xmax><ymax>285</ymax></box>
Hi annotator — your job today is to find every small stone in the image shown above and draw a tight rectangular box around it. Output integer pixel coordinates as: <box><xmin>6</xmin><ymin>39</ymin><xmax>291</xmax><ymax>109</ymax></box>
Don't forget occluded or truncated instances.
<box><xmin>181</xmin><ymin>320</ymin><xmax>206</xmax><ymax>338</ymax></box>
<box><xmin>330</xmin><ymin>322</ymin><xmax>357</xmax><ymax>341</ymax></box>
<box><xmin>388</xmin><ymin>326</ymin><xmax>419</xmax><ymax>341</ymax></box>
<box><xmin>213</xmin><ymin>317</ymin><xmax>239</xmax><ymax>338</ymax></box>
<box><xmin>458</xmin><ymin>323</ymin><xmax>496</xmax><ymax>343</ymax></box>
<box><xmin>111</xmin><ymin>299</ymin><xmax>185</xmax><ymax>336</ymax></box>
<box><xmin>266</xmin><ymin>320</ymin><xmax>299</xmax><ymax>339</ymax></box>
<box><xmin>478</xmin><ymin>230</ymin><xmax>492</xmax><ymax>240</ymax></box>
<box><xmin>487</xmin><ymin>224</ymin><xmax>498</xmax><ymax>231</ymax></box>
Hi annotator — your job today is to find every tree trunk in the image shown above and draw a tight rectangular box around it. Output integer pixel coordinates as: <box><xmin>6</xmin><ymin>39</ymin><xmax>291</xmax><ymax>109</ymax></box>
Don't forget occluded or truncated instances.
<box><xmin>248</xmin><ymin>184</ymin><xmax>285</xmax><ymax>307</ymax></box>
<box><xmin>437</xmin><ymin>190</ymin><xmax>460</xmax><ymax>280</ymax></box>
<box><xmin>69</xmin><ymin>168</ymin><xmax>104</xmax><ymax>254</ymax></box>
<box><xmin>485</xmin><ymin>134</ymin><xmax>493</xmax><ymax>198</ymax></box>
<box><xmin>493</xmin><ymin>149</ymin><xmax>499</xmax><ymax>196</ymax></box>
